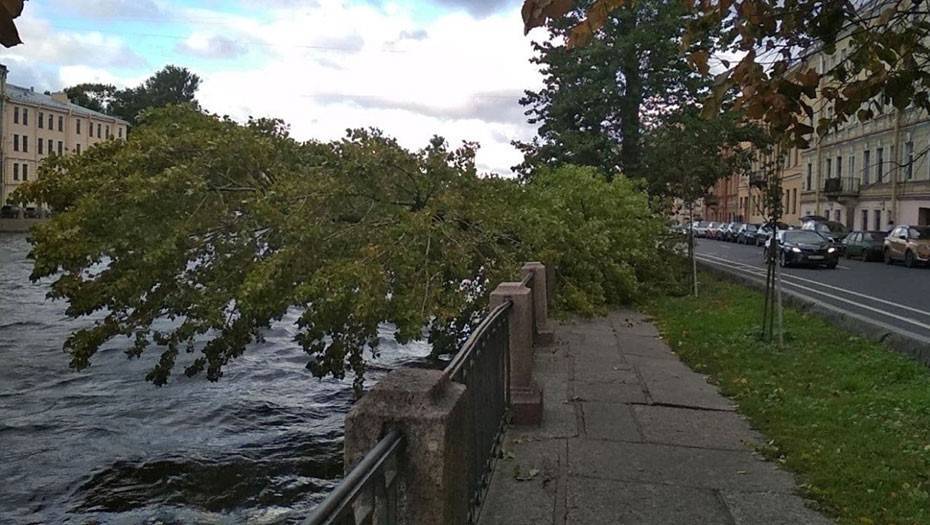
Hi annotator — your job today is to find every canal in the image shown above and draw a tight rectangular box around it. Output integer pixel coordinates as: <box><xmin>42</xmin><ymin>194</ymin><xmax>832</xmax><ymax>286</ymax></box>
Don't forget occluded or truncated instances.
<box><xmin>0</xmin><ymin>233</ymin><xmax>430</xmax><ymax>524</ymax></box>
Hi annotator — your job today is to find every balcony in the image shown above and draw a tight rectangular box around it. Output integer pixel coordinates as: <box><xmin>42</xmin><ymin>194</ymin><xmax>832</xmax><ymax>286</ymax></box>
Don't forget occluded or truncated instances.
<box><xmin>748</xmin><ymin>172</ymin><xmax>768</xmax><ymax>189</ymax></box>
<box><xmin>823</xmin><ymin>177</ymin><xmax>860</xmax><ymax>200</ymax></box>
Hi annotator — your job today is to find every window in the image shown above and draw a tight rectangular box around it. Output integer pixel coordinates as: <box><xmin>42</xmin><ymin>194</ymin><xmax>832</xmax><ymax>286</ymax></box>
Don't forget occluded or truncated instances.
<box><xmin>13</xmin><ymin>134</ymin><xmax>18</xmax><ymax>152</ymax></box>
<box><xmin>57</xmin><ymin>141</ymin><xmax>63</xmax><ymax>155</ymax></box>
<box><xmin>39</xmin><ymin>111</ymin><xmax>44</xmax><ymax>129</ymax></box>
<box><xmin>826</xmin><ymin>158</ymin><xmax>832</xmax><ymax>180</ymax></box>
<box><xmin>105</xmin><ymin>125</ymin><xmax>109</xmax><ymax>138</ymax></box>
<box><xmin>38</xmin><ymin>138</ymin><xmax>43</xmax><ymax>155</ymax></box>
<box><xmin>13</xmin><ymin>163</ymin><xmax>18</xmax><ymax>181</ymax></box>
<box><xmin>76</xmin><ymin>120</ymin><xmax>81</xmax><ymax>135</ymax></box>
<box><xmin>23</xmin><ymin>108</ymin><xmax>28</xmax><ymax>126</ymax></box>
<box><xmin>863</xmin><ymin>150</ymin><xmax>871</xmax><ymax>184</ymax></box>
<box><xmin>877</xmin><ymin>147</ymin><xmax>884</xmax><ymax>182</ymax></box>
<box><xmin>13</xmin><ymin>106</ymin><xmax>19</xmax><ymax>124</ymax></box>
<box><xmin>99</xmin><ymin>123</ymin><xmax>103</xmax><ymax>138</ymax></box>
<box><xmin>89</xmin><ymin>122</ymin><xmax>93</xmax><ymax>138</ymax></box>
<box><xmin>834</xmin><ymin>209</ymin><xmax>841</xmax><ymax>222</ymax></box>
<box><xmin>792</xmin><ymin>189</ymin><xmax>798</xmax><ymax>214</ymax></box>
<box><xmin>76</xmin><ymin>143</ymin><xmax>81</xmax><ymax>154</ymax></box>
<box><xmin>807</xmin><ymin>163</ymin><xmax>813</xmax><ymax>189</ymax></box>
<box><xmin>836</xmin><ymin>156</ymin><xmax>842</xmax><ymax>178</ymax></box>
<box><xmin>849</xmin><ymin>155</ymin><xmax>855</xmax><ymax>182</ymax></box>
<box><xmin>862</xmin><ymin>209</ymin><xmax>869</xmax><ymax>230</ymax></box>
<box><xmin>22</xmin><ymin>163</ymin><xmax>28</xmax><ymax>181</ymax></box>
<box><xmin>874</xmin><ymin>210</ymin><xmax>882</xmax><ymax>230</ymax></box>
<box><xmin>48</xmin><ymin>114</ymin><xmax>53</xmax><ymax>130</ymax></box>
<box><xmin>22</xmin><ymin>135</ymin><xmax>27</xmax><ymax>153</ymax></box>
<box><xmin>905</xmin><ymin>141</ymin><xmax>914</xmax><ymax>180</ymax></box>
<box><xmin>118</xmin><ymin>127</ymin><xmax>123</xmax><ymax>138</ymax></box>
<box><xmin>58</xmin><ymin>116</ymin><xmax>63</xmax><ymax>132</ymax></box>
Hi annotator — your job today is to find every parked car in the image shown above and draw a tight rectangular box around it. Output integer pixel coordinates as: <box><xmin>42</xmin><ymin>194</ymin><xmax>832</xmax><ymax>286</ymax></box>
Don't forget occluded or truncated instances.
<box><xmin>693</xmin><ymin>221</ymin><xmax>710</xmax><ymax>237</ymax></box>
<box><xmin>800</xmin><ymin>217</ymin><xmax>848</xmax><ymax>244</ymax></box>
<box><xmin>1</xmin><ymin>205</ymin><xmax>20</xmax><ymax>218</ymax></box>
<box><xmin>754</xmin><ymin>222</ymin><xmax>793</xmax><ymax>246</ymax></box>
<box><xmin>706</xmin><ymin>222</ymin><xmax>722</xmax><ymax>239</ymax></box>
<box><xmin>883</xmin><ymin>225</ymin><xmax>930</xmax><ymax>267</ymax></box>
<box><xmin>842</xmin><ymin>231</ymin><xmax>887</xmax><ymax>261</ymax></box>
<box><xmin>736</xmin><ymin>224</ymin><xmax>759</xmax><ymax>244</ymax></box>
<box><xmin>776</xmin><ymin>230</ymin><xmax>840</xmax><ymax>268</ymax></box>
<box><xmin>724</xmin><ymin>222</ymin><xmax>744</xmax><ymax>242</ymax></box>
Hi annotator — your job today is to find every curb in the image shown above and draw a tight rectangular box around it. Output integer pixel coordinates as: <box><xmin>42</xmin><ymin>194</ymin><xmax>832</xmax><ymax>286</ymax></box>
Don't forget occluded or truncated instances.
<box><xmin>696</xmin><ymin>259</ymin><xmax>930</xmax><ymax>368</ymax></box>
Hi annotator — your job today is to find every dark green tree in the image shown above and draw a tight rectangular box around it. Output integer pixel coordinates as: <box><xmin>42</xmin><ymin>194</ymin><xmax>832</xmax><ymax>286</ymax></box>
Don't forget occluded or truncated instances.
<box><xmin>641</xmin><ymin>109</ymin><xmax>763</xmax><ymax>295</ymax></box>
<box><xmin>63</xmin><ymin>66</ymin><xmax>201</xmax><ymax>126</ymax></box>
<box><xmin>515</xmin><ymin>0</ymin><xmax>707</xmax><ymax>179</ymax></box>
<box><xmin>64</xmin><ymin>83</ymin><xmax>117</xmax><ymax>114</ymax></box>
<box><xmin>110</xmin><ymin>65</ymin><xmax>201</xmax><ymax>125</ymax></box>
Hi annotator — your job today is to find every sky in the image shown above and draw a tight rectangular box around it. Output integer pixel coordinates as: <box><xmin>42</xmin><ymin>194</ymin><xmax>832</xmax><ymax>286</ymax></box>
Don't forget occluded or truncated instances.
<box><xmin>1</xmin><ymin>0</ymin><xmax>547</xmax><ymax>174</ymax></box>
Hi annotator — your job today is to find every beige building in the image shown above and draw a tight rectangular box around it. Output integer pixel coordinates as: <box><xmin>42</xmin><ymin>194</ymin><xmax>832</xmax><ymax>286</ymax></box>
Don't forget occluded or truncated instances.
<box><xmin>713</xmin><ymin>0</ymin><xmax>930</xmax><ymax>230</ymax></box>
<box><xmin>0</xmin><ymin>64</ymin><xmax>129</xmax><ymax>209</ymax></box>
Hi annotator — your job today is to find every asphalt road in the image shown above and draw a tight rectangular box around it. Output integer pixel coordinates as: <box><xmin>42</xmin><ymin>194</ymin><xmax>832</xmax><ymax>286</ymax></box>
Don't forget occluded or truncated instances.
<box><xmin>694</xmin><ymin>238</ymin><xmax>930</xmax><ymax>341</ymax></box>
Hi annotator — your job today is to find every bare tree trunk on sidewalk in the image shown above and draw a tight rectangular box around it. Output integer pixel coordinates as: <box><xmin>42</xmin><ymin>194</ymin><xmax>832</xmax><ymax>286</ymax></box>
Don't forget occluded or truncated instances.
<box><xmin>689</xmin><ymin>202</ymin><xmax>698</xmax><ymax>297</ymax></box>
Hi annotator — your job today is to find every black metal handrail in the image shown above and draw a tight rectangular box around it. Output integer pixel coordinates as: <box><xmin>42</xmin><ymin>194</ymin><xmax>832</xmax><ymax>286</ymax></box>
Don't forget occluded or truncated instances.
<box><xmin>442</xmin><ymin>300</ymin><xmax>512</xmax><ymax>523</ymax></box>
<box><xmin>308</xmin><ymin>298</ymin><xmax>514</xmax><ymax>525</ymax></box>
<box><xmin>304</xmin><ymin>429</ymin><xmax>403</xmax><ymax>525</ymax></box>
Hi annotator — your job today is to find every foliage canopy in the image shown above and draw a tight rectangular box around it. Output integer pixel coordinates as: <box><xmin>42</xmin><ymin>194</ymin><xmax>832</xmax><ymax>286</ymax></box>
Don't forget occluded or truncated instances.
<box><xmin>16</xmin><ymin>106</ymin><xmax>667</xmax><ymax>389</ymax></box>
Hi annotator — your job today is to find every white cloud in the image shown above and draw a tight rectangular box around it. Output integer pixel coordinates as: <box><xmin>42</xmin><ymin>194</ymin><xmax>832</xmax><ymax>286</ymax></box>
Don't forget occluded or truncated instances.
<box><xmin>191</xmin><ymin>1</ymin><xmax>542</xmax><ymax>174</ymax></box>
<box><xmin>1</xmin><ymin>15</ymin><xmax>145</xmax><ymax>70</ymax></box>
<box><xmin>9</xmin><ymin>0</ymin><xmax>542</xmax><ymax>174</ymax></box>
<box><xmin>177</xmin><ymin>33</ymin><xmax>248</xmax><ymax>59</ymax></box>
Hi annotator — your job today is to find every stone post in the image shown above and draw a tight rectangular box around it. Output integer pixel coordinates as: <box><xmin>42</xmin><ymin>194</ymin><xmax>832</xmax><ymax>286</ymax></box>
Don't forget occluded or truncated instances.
<box><xmin>344</xmin><ymin>369</ymin><xmax>471</xmax><ymax>525</ymax></box>
<box><xmin>491</xmin><ymin>282</ymin><xmax>543</xmax><ymax>425</ymax></box>
<box><xmin>521</xmin><ymin>262</ymin><xmax>555</xmax><ymax>346</ymax></box>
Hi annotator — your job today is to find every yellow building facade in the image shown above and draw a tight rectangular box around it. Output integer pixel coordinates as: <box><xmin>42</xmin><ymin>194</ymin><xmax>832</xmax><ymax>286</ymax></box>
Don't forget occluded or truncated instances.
<box><xmin>0</xmin><ymin>64</ymin><xmax>129</xmax><ymax>209</ymax></box>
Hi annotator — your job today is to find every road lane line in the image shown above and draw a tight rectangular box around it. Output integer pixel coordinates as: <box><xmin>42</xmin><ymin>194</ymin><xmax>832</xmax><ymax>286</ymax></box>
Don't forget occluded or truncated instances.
<box><xmin>696</xmin><ymin>256</ymin><xmax>930</xmax><ymax>332</ymax></box>
<box><xmin>696</xmin><ymin>252</ymin><xmax>930</xmax><ymax>318</ymax></box>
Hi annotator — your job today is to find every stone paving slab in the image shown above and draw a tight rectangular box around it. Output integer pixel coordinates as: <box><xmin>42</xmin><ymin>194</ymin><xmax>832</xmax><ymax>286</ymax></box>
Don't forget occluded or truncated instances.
<box><xmin>627</xmin><ymin>354</ymin><xmax>736</xmax><ymax>411</ymax></box>
<box><xmin>581</xmin><ymin>402</ymin><xmax>642</xmax><ymax>442</ymax></box>
<box><xmin>721</xmin><ymin>491</ymin><xmax>834</xmax><ymax>525</ymax></box>
<box><xmin>632</xmin><ymin>404</ymin><xmax>761</xmax><ymax>450</ymax></box>
<box><xmin>478</xmin><ymin>311</ymin><xmax>831</xmax><ymax>525</ymax></box>
<box><xmin>567</xmin><ymin>477</ymin><xmax>733</xmax><ymax>525</ymax></box>
<box><xmin>568</xmin><ymin>439</ymin><xmax>797</xmax><ymax>493</ymax></box>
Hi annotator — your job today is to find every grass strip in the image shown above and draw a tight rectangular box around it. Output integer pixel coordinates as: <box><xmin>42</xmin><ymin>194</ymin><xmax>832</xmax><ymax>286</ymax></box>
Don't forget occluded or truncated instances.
<box><xmin>646</xmin><ymin>274</ymin><xmax>930</xmax><ymax>525</ymax></box>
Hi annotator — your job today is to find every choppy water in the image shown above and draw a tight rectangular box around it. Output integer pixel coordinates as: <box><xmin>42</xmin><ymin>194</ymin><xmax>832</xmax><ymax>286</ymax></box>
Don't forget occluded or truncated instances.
<box><xmin>0</xmin><ymin>233</ymin><xmax>432</xmax><ymax>524</ymax></box>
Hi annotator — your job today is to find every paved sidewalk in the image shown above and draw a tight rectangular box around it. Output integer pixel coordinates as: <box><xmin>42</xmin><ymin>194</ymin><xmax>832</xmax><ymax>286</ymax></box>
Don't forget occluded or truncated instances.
<box><xmin>477</xmin><ymin>311</ymin><xmax>832</xmax><ymax>525</ymax></box>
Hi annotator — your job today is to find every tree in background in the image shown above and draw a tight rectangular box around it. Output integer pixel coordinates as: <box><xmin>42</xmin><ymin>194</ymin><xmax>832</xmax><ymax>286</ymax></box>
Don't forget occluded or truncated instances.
<box><xmin>523</xmin><ymin>0</ymin><xmax>930</xmax><ymax>146</ymax></box>
<box><xmin>641</xmin><ymin>109</ymin><xmax>761</xmax><ymax>295</ymax></box>
<box><xmin>64</xmin><ymin>65</ymin><xmax>201</xmax><ymax>125</ymax></box>
<box><xmin>515</xmin><ymin>0</ymin><xmax>707</xmax><ymax>180</ymax></box>
<box><xmin>64</xmin><ymin>83</ymin><xmax>118</xmax><ymax>114</ymax></box>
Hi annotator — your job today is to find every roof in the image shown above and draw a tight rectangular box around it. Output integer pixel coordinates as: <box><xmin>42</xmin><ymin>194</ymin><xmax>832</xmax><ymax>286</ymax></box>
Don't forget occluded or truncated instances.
<box><xmin>5</xmin><ymin>83</ymin><xmax>129</xmax><ymax>124</ymax></box>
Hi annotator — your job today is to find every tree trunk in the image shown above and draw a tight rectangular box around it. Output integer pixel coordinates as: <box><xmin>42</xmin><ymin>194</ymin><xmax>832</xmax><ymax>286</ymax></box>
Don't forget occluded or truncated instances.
<box><xmin>617</xmin><ymin>9</ymin><xmax>643</xmax><ymax>179</ymax></box>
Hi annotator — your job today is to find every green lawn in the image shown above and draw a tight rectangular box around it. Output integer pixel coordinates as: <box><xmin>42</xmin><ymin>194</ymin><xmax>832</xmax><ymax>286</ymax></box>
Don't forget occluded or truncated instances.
<box><xmin>647</xmin><ymin>275</ymin><xmax>930</xmax><ymax>525</ymax></box>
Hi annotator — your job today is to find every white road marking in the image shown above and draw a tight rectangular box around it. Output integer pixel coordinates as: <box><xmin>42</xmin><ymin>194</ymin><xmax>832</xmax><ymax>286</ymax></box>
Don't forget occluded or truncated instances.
<box><xmin>696</xmin><ymin>255</ymin><xmax>930</xmax><ymax>332</ymax></box>
<box><xmin>697</xmin><ymin>252</ymin><xmax>930</xmax><ymax>319</ymax></box>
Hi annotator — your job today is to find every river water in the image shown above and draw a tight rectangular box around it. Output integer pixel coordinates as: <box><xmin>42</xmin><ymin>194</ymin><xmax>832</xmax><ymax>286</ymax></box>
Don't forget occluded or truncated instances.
<box><xmin>0</xmin><ymin>233</ymin><xmax>432</xmax><ymax>524</ymax></box>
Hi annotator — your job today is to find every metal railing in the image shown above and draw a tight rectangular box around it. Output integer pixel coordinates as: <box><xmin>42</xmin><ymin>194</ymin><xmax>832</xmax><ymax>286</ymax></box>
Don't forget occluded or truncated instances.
<box><xmin>305</xmin><ymin>429</ymin><xmax>403</xmax><ymax>525</ymax></box>
<box><xmin>307</xmin><ymin>300</ymin><xmax>514</xmax><ymax>525</ymax></box>
<box><xmin>443</xmin><ymin>301</ymin><xmax>512</xmax><ymax>523</ymax></box>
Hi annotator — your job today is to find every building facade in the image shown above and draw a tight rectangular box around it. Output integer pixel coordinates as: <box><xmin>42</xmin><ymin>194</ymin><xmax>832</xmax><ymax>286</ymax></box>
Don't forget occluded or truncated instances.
<box><xmin>0</xmin><ymin>64</ymin><xmax>129</xmax><ymax>208</ymax></box>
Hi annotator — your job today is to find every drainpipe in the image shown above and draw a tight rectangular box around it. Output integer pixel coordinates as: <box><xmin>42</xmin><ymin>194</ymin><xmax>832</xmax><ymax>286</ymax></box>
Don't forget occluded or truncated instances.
<box><xmin>0</xmin><ymin>64</ymin><xmax>7</xmax><ymax>206</ymax></box>
<box><xmin>891</xmin><ymin>108</ymin><xmax>902</xmax><ymax>225</ymax></box>
<box><xmin>814</xmin><ymin>131</ymin><xmax>823</xmax><ymax>216</ymax></box>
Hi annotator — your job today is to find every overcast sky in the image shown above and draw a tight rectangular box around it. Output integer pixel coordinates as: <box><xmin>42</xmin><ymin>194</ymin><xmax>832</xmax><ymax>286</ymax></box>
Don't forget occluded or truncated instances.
<box><xmin>1</xmin><ymin>0</ymin><xmax>546</xmax><ymax>174</ymax></box>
